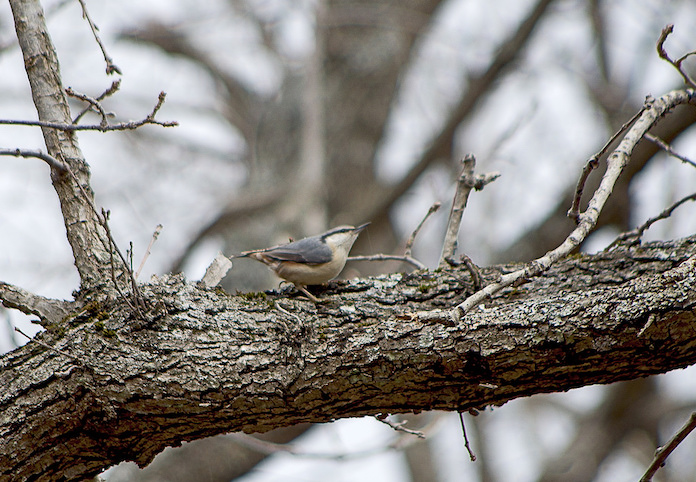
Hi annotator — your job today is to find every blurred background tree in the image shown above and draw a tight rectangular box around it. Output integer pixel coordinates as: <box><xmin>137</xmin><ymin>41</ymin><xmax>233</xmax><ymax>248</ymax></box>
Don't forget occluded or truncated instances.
<box><xmin>2</xmin><ymin>0</ymin><xmax>696</xmax><ymax>480</ymax></box>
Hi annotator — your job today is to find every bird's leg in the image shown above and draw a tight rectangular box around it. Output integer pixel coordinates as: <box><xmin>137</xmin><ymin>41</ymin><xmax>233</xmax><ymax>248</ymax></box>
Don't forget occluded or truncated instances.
<box><xmin>296</xmin><ymin>284</ymin><xmax>324</xmax><ymax>303</ymax></box>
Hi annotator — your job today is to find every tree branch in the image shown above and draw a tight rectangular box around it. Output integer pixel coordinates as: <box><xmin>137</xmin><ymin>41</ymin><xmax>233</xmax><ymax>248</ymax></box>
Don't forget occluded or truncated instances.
<box><xmin>0</xmin><ymin>281</ymin><xmax>71</xmax><ymax>326</ymax></box>
<box><xmin>455</xmin><ymin>89</ymin><xmax>696</xmax><ymax>316</ymax></box>
<box><xmin>1</xmin><ymin>236</ymin><xmax>696</xmax><ymax>480</ymax></box>
<box><xmin>9</xmin><ymin>0</ymin><xmax>114</xmax><ymax>290</ymax></box>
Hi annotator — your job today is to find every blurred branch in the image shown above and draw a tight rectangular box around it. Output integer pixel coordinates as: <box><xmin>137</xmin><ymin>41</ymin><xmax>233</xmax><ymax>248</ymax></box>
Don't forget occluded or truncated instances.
<box><xmin>119</xmin><ymin>22</ymin><xmax>259</xmax><ymax>143</ymax></box>
<box><xmin>367</xmin><ymin>0</ymin><xmax>556</xmax><ymax>223</ymax></box>
<box><xmin>640</xmin><ymin>412</ymin><xmax>696</xmax><ymax>482</ymax></box>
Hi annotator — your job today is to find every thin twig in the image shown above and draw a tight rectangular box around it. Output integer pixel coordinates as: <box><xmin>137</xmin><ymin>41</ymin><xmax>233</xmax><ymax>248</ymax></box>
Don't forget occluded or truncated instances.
<box><xmin>459</xmin><ymin>412</ymin><xmax>477</xmax><ymax>462</ymax></box>
<box><xmin>102</xmin><ymin>209</ymin><xmax>140</xmax><ymax>317</ymax></box>
<box><xmin>644</xmin><ymin>133</ymin><xmax>696</xmax><ymax>168</ymax></box>
<box><xmin>14</xmin><ymin>327</ymin><xmax>84</xmax><ymax>365</ymax></box>
<box><xmin>65</xmin><ymin>87</ymin><xmax>109</xmax><ymax>127</ymax></box>
<box><xmin>452</xmin><ymin>89</ymin><xmax>696</xmax><ymax>319</ymax></box>
<box><xmin>657</xmin><ymin>24</ymin><xmax>696</xmax><ymax>89</ymax></box>
<box><xmin>0</xmin><ymin>148</ymin><xmax>68</xmax><ymax>172</ymax></box>
<box><xmin>568</xmin><ymin>106</ymin><xmax>645</xmax><ymax>223</ymax></box>
<box><xmin>348</xmin><ymin>254</ymin><xmax>426</xmax><ymax>270</ymax></box>
<box><xmin>136</xmin><ymin>224</ymin><xmax>163</xmax><ymax>279</ymax></box>
<box><xmin>73</xmin><ymin>79</ymin><xmax>121</xmax><ymax>124</ymax></box>
<box><xmin>76</xmin><ymin>0</ymin><xmax>122</xmax><ymax>75</ymax></box>
<box><xmin>0</xmin><ymin>92</ymin><xmax>177</xmax><ymax>131</ymax></box>
<box><xmin>404</xmin><ymin>202</ymin><xmax>441</xmax><ymax>257</ymax></box>
<box><xmin>61</xmin><ymin>160</ymin><xmax>146</xmax><ymax>317</ymax></box>
<box><xmin>374</xmin><ymin>415</ymin><xmax>425</xmax><ymax>439</ymax></box>
<box><xmin>611</xmin><ymin>191</ymin><xmax>696</xmax><ymax>246</ymax></box>
<box><xmin>640</xmin><ymin>412</ymin><xmax>696</xmax><ymax>482</ymax></box>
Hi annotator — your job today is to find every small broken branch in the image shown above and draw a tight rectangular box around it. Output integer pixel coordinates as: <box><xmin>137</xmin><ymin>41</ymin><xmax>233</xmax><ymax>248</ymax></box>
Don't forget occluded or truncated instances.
<box><xmin>199</xmin><ymin>253</ymin><xmax>234</xmax><ymax>288</ymax></box>
<box><xmin>439</xmin><ymin>154</ymin><xmax>500</xmax><ymax>267</ymax></box>
<box><xmin>0</xmin><ymin>281</ymin><xmax>71</xmax><ymax>326</ymax></box>
<box><xmin>136</xmin><ymin>224</ymin><xmax>163</xmax><ymax>279</ymax></box>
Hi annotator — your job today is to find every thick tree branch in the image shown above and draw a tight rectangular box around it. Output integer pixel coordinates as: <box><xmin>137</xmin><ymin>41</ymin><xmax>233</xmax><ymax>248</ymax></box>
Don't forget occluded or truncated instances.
<box><xmin>1</xmin><ymin>236</ymin><xmax>696</xmax><ymax>480</ymax></box>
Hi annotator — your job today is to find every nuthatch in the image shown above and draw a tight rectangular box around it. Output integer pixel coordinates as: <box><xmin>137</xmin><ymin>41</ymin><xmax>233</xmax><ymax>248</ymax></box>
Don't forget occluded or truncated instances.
<box><xmin>235</xmin><ymin>223</ymin><xmax>369</xmax><ymax>302</ymax></box>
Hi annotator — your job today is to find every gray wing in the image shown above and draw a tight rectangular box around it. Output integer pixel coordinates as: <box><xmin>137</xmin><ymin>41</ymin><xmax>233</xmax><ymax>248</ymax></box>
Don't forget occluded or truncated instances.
<box><xmin>262</xmin><ymin>236</ymin><xmax>332</xmax><ymax>264</ymax></box>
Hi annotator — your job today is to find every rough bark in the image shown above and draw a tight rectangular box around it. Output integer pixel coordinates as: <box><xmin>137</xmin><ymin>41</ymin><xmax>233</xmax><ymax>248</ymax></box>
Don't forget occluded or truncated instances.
<box><xmin>9</xmin><ymin>0</ymin><xmax>114</xmax><ymax>290</ymax></box>
<box><xmin>1</xmin><ymin>236</ymin><xmax>696</xmax><ymax>480</ymax></box>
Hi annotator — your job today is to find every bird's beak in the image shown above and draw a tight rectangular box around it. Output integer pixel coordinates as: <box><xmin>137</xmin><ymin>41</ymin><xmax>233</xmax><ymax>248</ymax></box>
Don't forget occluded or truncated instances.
<box><xmin>355</xmin><ymin>222</ymin><xmax>370</xmax><ymax>232</ymax></box>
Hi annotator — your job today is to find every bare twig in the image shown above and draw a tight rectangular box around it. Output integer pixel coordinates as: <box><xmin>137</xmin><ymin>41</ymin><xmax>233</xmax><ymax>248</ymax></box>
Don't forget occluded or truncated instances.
<box><xmin>374</xmin><ymin>415</ymin><xmax>425</xmax><ymax>439</ymax></box>
<box><xmin>404</xmin><ymin>202</ymin><xmax>441</xmax><ymax>257</ymax></box>
<box><xmin>459</xmin><ymin>412</ymin><xmax>477</xmax><ymax>462</ymax></box>
<box><xmin>568</xmin><ymin>106</ymin><xmax>645</xmax><ymax>222</ymax></box>
<box><xmin>73</xmin><ymin>80</ymin><xmax>121</xmax><ymax>124</ymax></box>
<box><xmin>76</xmin><ymin>0</ymin><xmax>122</xmax><ymax>75</ymax></box>
<box><xmin>0</xmin><ymin>148</ymin><xmax>68</xmax><ymax>172</ymax></box>
<box><xmin>348</xmin><ymin>254</ymin><xmax>426</xmax><ymax>270</ymax></box>
<box><xmin>453</xmin><ymin>89</ymin><xmax>696</xmax><ymax>319</ymax></box>
<box><xmin>65</xmin><ymin>87</ymin><xmax>109</xmax><ymax>127</ymax></box>
<box><xmin>227</xmin><ymin>415</ymin><xmax>440</xmax><ymax>459</ymax></box>
<box><xmin>611</xmin><ymin>191</ymin><xmax>696</xmax><ymax>246</ymax></box>
<box><xmin>102</xmin><ymin>210</ymin><xmax>140</xmax><ymax>317</ymax></box>
<box><xmin>136</xmin><ymin>224</ymin><xmax>163</xmax><ymax>279</ymax></box>
<box><xmin>644</xmin><ymin>133</ymin><xmax>696</xmax><ymax>168</ymax></box>
<box><xmin>0</xmin><ymin>92</ymin><xmax>178</xmax><ymax>131</ymax></box>
<box><xmin>14</xmin><ymin>327</ymin><xmax>83</xmax><ymax>365</ymax></box>
<box><xmin>657</xmin><ymin>24</ymin><xmax>696</xmax><ymax>89</ymax></box>
<box><xmin>439</xmin><ymin>155</ymin><xmax>500</xmax><ymax>267</ymax></box>
<box><xmin>640</xmin><ymin>412</ymin><xmax>696</xmax><ymax>482</ymax></box>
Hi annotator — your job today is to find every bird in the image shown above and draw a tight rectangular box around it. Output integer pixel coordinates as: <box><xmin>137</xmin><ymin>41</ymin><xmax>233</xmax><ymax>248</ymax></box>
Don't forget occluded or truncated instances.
<box><xmin>233</xmin><ymin>223</ymin><xmax>369</xmax><ymax>302</ymax></box>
